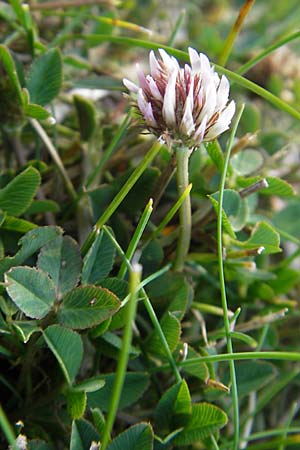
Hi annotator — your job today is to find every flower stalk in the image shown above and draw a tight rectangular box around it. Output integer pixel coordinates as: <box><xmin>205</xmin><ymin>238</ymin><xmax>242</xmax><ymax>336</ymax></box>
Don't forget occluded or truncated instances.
<box><xmin>173</xmin><ymin>146</ymin><xmax>193</xmax><ymax>271</ymax></box>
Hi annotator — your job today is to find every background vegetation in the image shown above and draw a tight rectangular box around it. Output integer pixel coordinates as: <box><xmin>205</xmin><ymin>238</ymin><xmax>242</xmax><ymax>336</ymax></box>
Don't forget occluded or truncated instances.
<box><xmin>1</xmin><ymin>0</ymin><xmax>300</xmax><ymax>449</ymax></box>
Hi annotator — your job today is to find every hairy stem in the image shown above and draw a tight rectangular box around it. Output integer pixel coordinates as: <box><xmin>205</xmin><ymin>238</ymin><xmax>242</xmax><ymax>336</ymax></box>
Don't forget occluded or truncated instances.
<box><xmin>173</xmin><ymin>146</ymin><xmax>193</xmax><ymax>271</ymax></box>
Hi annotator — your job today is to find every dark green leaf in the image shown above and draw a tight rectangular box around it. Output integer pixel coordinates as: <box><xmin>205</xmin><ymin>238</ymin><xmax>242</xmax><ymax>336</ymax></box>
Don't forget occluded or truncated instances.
<box><xmin>43</xmin><ymin>324</ymin><xmax>83</xmax><ymax>385</ymax></box>
<box><xmin>70</xmin><ymin>419</ymin><xmax>100</xmax><ymax>450</ymax></box>
<box><xmin>12</xmin><ymin>320</ymin><xmax>40</xmax><ymax>343</ymax></box>
<box><xmin>58</xmin><ymin>286</ymin><xmax>120</xmax><ymax>330</ymax></box>
<box><xmin>145</xmin><ymin>312</ymin><xmax>181</xmax><ymax>357</ymax></box>
<box><xmin>87</xmin><ymin>372</ymin><xmax>149</xmax><ymax>412</ymax></box>
<box><xmin>172</xmin><ymin>403</ymin><xmax>227</xmax><ymax>445</ymax></box>
<box><xmin>0</xmin><ymin>226</ymin><xmax>62</xmax><ymax>277</ymax></box>
<box><xmin>155</xmin><ymin>380</ymin><xmax>191</xmax><ymax>433</ymax></box>
<box><xmin>67</xmin><ymin>389</ymin><xmax>87</xmax><ymax>419</ymax></box>
<box><xmin>82</xmin><ymin>229</ymin><xmax>116</xmax><ymax>285</ymax></box>
<box><xmin>5</xmin><ymin>266</ymin><xmax>56</xmax><ymax>319</ymax></box>
<box><xmin>0</xmin><ymin>166</ymin><xmax>41</xmax><ymax>216</ymax></box>
<box><xmin>107</xmin><ymin>422</ymin><xmax>153</xmax><ymax>450</ymax></box>
<box><xmin>37</xmin><ymin>235</ymin><xmax>82</xmax><ymax>299</ymax></box>
<box><xmin>27</xmin><ymin>48</ymin><xmax>63</xmax><ymax>105</ymax></box>
<box><xmin>74</xmin><ymin>94</ymin><xmax>97</xmax><ymax>141</ymax></box>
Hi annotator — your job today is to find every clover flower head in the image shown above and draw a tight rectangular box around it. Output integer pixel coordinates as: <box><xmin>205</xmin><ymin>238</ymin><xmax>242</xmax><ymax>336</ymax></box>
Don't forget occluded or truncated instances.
<box><xmin>123</xmin><ymin>47</ymin><xmax>235</xmax><ymax>147</ymax></box>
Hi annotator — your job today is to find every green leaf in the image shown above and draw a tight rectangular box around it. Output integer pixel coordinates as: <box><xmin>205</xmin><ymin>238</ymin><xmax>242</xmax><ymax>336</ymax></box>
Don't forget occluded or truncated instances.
<box><xmin>27</xmin><ymin>48</ymin><xmax>63</xmax><ymax>105</ymax></box>
<box><xmin>0</xmin><ymin>166</ymin><xmax>41</xmax><ymax>216</ymax></box>
<box><xmin>273</xmin><ymin>203</ymin><xmax>300</xmax><ymax>240</ymax></box>
<box><xmin>26</xmin><ymin>199</ymin><xmax>60</xmax><ymax>215</ymax></box>
<box><xmin>97</xmin><ymin>330</ymin><xmax>140</xmax><ymax>359</ymax></box>
<box><xmin>205</xmin><ymin>140</ymin><xmax>224</xmax><ymax>171</ymax></box>
<box><xmin>223</xmin><ymin>361</ymin><xmax>277</xmax><ymax>398</ymax></box>
<box><xmin>5</xmin><ymin>266</ymin><xmax>56</xmax><ymax>319</ymax></box>
<box><xmin>70</xmin><ymin>419</ymin><xmax>100</xmax><ymax>450</ymax></box>
<box><xmin>72</xmin><ymin>377</ymin><xmax>105</xmax><ymax>393</ymax></box>
<box><xmin>209</xmin><ymin>195</ymin><xmax>236</xmax><ymax>238</ymax></box>
<box><xmin>82</xmin><ymin>229</ymin><xmax>116</xmax><ymax>285</ymax></box>
<box><xmin>211</xmin><ymin>189</ymin><xmax>248</xmax><ymax>232</ymax></box>
<box><xmin>107</xmin><ymin>422</ymin><xmax>154</xmax><ymax>450</ymax></box>
<box><xmin>87</xmin><ymin>372</ymin><xmax>149</xmax><ymax>412</ymax></box>
<box><xmin>23</xmin><ymin>103</ymin><xmax>52</xmax><ymax>120</ymax></box>
<box><xmin>37</xmin><ymin>235</ymin><xmax>82</xmax><ymax>299</ymax></box>
<box><xmin>172</xmin><ymin>403</ymin><xmax>227</xmax><ymax>445</ymax></box>
<box><xmin>231</xmin><ymin>149</ymin><xmax>264</xmax><ymax>176</ymax></box>
<box><xmin>12</xmin><ymin>320</ymin><xmax>40</xmax><ymax>343</ymax></box>
<box><xmin>0</xmin><ymin>44</ymin><xmax>23</xmax><ymax>104</ymax></box>
<box><xmin>58</xmin><ymin>286</ymin><xmax>120</xmax><ymax>330</ymax></box>
<box><xmin>28</xmin><ymin>440</ymin><xmax>53</xmax><ymax>450</ymax></box>
<box><xmin>155</xmin><ymin>380</ymin><xmax>191</xmax><ymax>433</ymax></box>
<box><xmin>91</xmin><ymin>408</ymin><xmax>106</xmax><ymax>438</ymax></box>
<box><xmin>237</xmin><ymin>176</ymin><xmax>295</xmax><ymax>197</ymax></box>
<box><xmin>43</xmin><ymin>324</ymin><xmax>83</xmax><ymax>385</ymax></box>
<box><xmin>181</xmin><ymin>346</ymin><xmax>209</xmax><ymax>382</ymax></box>
<box><xmin>0</xmin><ymin>226</ymin><xmax>62</xmax><ymax>277</ymax></box>
<box><xmin>0</xmin><ymin>215</ymin><xmax>37</xmax><ymax>233</ymax></box>
<box><xmin>233</xmin><ymin>221</ymin><xmax>281</xmax><ymax>254</ymax></box>
<box><xmin>145</xmin><ymin>312</ymin><xmax>181</xmax><ymax>357</ymax></box>
<box><xmin>67</xmin><ymin>390</ymin><xmax>87</xmax><ymax>419</ymax></box>
<box><xmin>74</xmin><ymin>94</ymin><xmax>97</xmax><ymax>141</ymax></box>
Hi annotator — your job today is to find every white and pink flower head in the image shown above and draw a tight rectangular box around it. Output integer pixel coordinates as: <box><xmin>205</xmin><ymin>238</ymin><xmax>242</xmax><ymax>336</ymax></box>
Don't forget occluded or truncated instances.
<box><xmin>124</xmin><ymin>48</ymin><xmax>235</xmax><ymax>147</ymax></box>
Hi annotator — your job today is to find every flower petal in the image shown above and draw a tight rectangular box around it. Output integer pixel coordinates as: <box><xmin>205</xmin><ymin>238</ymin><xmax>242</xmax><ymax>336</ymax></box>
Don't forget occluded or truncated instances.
<box><xmin>193</xmin><ymin>114</ymin><xmax>207</xmax><ymax>144</ymax></box>
<box><xmin>162</xmin><ymin>70</ymin><xmax>177</xmax><ymax>126</ymax></box>
<box><xmin>149</xmin><ymin>50</ymin><xmax>160</xmax><ymax>77</ymax></box>
<box><xmin>137</xmin><ymin>89</ymin><xmax>157</xmax><ymax>127</ymax></box>
<box><xmin>136</xmin><ymin>64</ymin><xmax>148</xmax><ymax>91</ymax></box>
<box><xmin>197</xmin><ymin>80</ymin><xmax>217</xmax><ymax>123</ymax></box>
<box><xmin>159</xmin><ymin>48</ymin><xmax>180</xmax><ymax>73</ymax></box>
<box><xmin>123</xmin><ymin>78</ymin><xmax>139</xmax><ymax>93</ymax></box>
<box><xmin>180</xmin><ymin>77</ymin><xmax>195</xmax><ymax>136</ymax></box>
<box><xmin>204</xmin><ymin>100</ymin><xmax>236</xmax><ymax>140</ymax></box>
<box><xmin>147</xmin><ymin>75</ymin><xmax>163</xmax><ymax>100</ymax></box>
<box><xmin>216</xmin><ymin>75</ymin><xmax>230</xmax><ymax>111</ymax></box>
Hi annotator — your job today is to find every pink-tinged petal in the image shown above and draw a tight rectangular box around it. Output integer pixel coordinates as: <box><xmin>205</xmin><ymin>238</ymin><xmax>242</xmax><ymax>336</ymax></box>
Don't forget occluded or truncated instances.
<box><xmin>193</xmin><ymin>115</ymin><xmax>207</xmax><ymax>144</ymax></box>
<box><xmin>136</xmin><ymin>64</ymin><xmax>148</xmax><ymax>91</ymax></box>
<box><xmin>147</xmin><ymin>75</ymin><xmax>163</xmax><ymax>100</ymax></box>
<box><xmin>215</xmin><ymin>75</ymin><xmax>230</xmax><ymax>111</ymax></box>
<box><xmin>123</xmin><ymin>78</ymin><xmax>139</xmax><ymax>94</ymax></box>
<box><xmin>188</xmin><ymin>47</ymin><xmax>201</xmax><ymax>72</ymax></box>
<box><xmin>158</xmin><ymin>48</ymin><xmax>180</xmax><ymax>72</ymax></box>
<box><xmin>149</xmin><ymin>50</ymin><xmax>160</xmax><ymax>77</ymax></box>
<box><xmin>137</xmin><ymin>89</ymin><xmax>157</xmax><ymax>127</ymax></box>
<box><xmin>204</xmin><ymin>100</ymin><xmax>236</xmax><ymax>140</ymax></box>
<box><xmin>162</xmin><ymin>70</ymin><xmax>177</xmax><ymax>126</ymax></box>
<box><xmin>197</xmin><ymin>80</ymin><xmax>217</xmax><ymax>123</ymax></box>
<box><xmin>180</xmin><ymin>77</ymin><xmax>195</xmax><ymax>136</ymax></box>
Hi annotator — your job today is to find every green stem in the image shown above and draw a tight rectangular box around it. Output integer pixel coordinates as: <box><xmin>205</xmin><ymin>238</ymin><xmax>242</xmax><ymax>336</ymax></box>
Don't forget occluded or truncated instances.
<box><xmin>217</xmin><ymin>104</ymin><xmax>244</xmax><ymax>450</ymax></box>
<box><xmin>81</xmin><ymin>140</ymin><xmax>161</xmax><ymax>256</ymax></box>
<box><xmin>29</xmin><ymin>119</ymin><xmax>77</xmax><ymax>201</ymax></box>
<box><xmin>173</xmin><ymin>146</ymin><xmax>193</xmax><ymax>271</ymax></box>
<box><xmin>103</xmin><ymin>226</ymin><xmax>182</xmax><ymax>382</ymax></box>
<box><xmin>0</xmin><ymin>405</ymin><xmax>17</xmax><ymax>449</ymax></box>
<box><xmin>150</xmin><ymin>351</ymin><xmax>300</xmax><ymax>372</ymax></box>
<box><xmin>101</xmin><ymin>262</ymin><xmax>142</xmax><ymax>450</ymax></box>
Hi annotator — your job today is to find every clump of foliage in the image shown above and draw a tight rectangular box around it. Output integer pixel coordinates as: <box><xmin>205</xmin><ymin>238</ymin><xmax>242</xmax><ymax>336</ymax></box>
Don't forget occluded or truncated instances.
<box><xmin>1</xmin><ymin>1</ymin><xmax>300</xmax><ymax>449</ymax></box>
